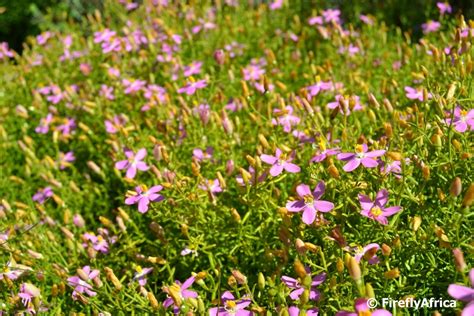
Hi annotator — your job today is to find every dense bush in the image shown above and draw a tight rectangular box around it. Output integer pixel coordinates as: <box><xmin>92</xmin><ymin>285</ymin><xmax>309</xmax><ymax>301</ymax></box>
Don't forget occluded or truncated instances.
<box><xmin>0</xmin><ymin>0</ymin><xmax>473</xmax><ymax>315</ymax></box>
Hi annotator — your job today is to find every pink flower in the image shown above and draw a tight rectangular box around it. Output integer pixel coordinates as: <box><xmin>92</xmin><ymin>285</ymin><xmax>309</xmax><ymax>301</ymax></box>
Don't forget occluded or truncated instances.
<box><xmin>322</xmin><ymin>9</ymin><xmax>341</xmax><ymax>24</ymax></box>
<box><xmin>163</xmin><ymin>276</ymin><xmax>198</xmax><ymax>313</ymax></box>
<box><xmin>282</xmin><ymin>267</ymin><xmax>326</xmax><ymax>301</ymax></box>
<box><xmin>351</xmin><ymin>243</ymin><xmax>381</xmax><ymax>264</ymax></box>
<box><xmin>178</xmin><ymin>79</ymin><xmax>207</xmax><ymax>95</ymax></box>
<box><xmin>35</xmin><ymin>113</ymin><xmax>54</xmax><ymax>134</ymax></box>
<box><xmin>306</xmin><ymin>80</ymin><xmax>333</xmax><ymax>99</ymax></box>
<box><xmin>260</xmin><ymin>148</ymin><xmax>300</xmax><ymax>176</ymax></box>
<box><xmin>132</xmin><ymin>266</ymin><xmax>153</xmax><ymax>286</ymax></box>
<box><xmin>67</xmin><ymin>266</ymin><xmax>100</xmax><ymax>299</ymax></box>
<box><xmin>337</xmin><ymin>144</ymin><xmax>385</xmax><ymax>172</ymax></box>
<box><xmin>199</xmin><ymin>179</ymin><xmax>223</xmax><ymax>196</ymax></box>
<box><xmin>100</xmin><ymin>84</ymin><xmax>115</xmax><ymax>100</ymax></box>
<box><xmin>0</xmin><ymin>42</ymin><xmax>14</xmax><ymax>60</ymax></box>
<box><xmin>310</xmin><ymin>139</ymin><xmax>340</xmax><ymax>163</ymax></box>
<box><xmin>337</xmin><ymin>298</ymin><xmax>392</xmax><ymax>316</ymax></box>
<box><xmin>125</xmin><ymin>185</ymin><xmax>165</xmax><ymax>213</ymax></box>
<box><xmin>209</xmin><ymin>291</ymin><xmax>252</xmax><ymax>316</ymax></box>
<box><xmin>271</xmin><ymin>106</ymin><xmax>301</xmax><ymax>133</ymax></box>
<box><xmin>437</xmin><ymin>2</ymin><xmax>452</xmax><ymax>15</ymax></box>
<box><xmin>243</xmin><ymin>64</ymin><xmax>265</xmax><ymax>81</ymax></box>
<box><xmin>360</xmin><ymin>15</ymin><xmax>374</xmax><ymax>25</ymax></box>
<box><xmin>58</xmin><ymin>151</ymin><xmax>75</xmax><ymax>170</ymax></box>
<box><xmin>115</xmin><ymin>148</ymin><xmax>149</xmax><ymax>179</ymax></box>
<box><xmin>286</xmin><ymin>182</ymin><xmax>334</xmax><ymax>225</ymax></box>
<box><xmin>448</xmin><ymin>268</ymin><xmax>474</xmax><ymax>316</ymax></box>
<box><xmin>288</xmin><ymin>306</ymin><xmax>319</xmax><ymax>316</ymax></box>
<box><xmin>269</xmin><ymin>0</ymin><xmax>283</xmax><ymax>10</ymax></box>
<box><xmin>422</xmin><ymin>20</ymin><xmax>441</xmax><ymax>34</ymax></box>
<box><xmin>32</xmin><ymin>187</ymin><xmax>53</xmax><ymax>204</ymax></box>
<box><xmin>183</xmin><ymin>61</ymin><xmax>203</xmax><ymax>77</ymax></box>
<box><xmin>105</xmin><ymin>115</ymin><xmax>127</xmax><ymax>134</ymax></box>
<box><xmin>444</xmin><ymin>107</ymin><xmax>474</xmax><ymax>133</ymax></box>
<box><xmin>405</xmin><ymin>86</ymin><xmax>432</xmax><ymax>101</ymax></box>
<box><xmin>327</xmin><ymin>95</ymin><xmax>363</xmax><ymax>115</ymax></box>
<box><xmin>122</xmin><ymin>79</ymin><xmax>147</xmax><ymax>94</ymax></box>
<box><xmin>359</xmin><ymin>189</ymin><xmax>402</xmax><ymax>225</ymax></box>
<box><xmin>193</xmin><ymin>147</ymin><xmax>213</xmax><ymax>161</ymax></box>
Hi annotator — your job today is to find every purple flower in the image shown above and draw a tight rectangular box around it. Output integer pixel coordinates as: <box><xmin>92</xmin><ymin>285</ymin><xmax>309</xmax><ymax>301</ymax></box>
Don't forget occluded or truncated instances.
<box><xmin>444</xmin><ymin>107</ymin><xmax>474</xmax><ymax>133</ymax></box>
<box><xmin>243</xmin><ymin>64</ymin><xmax>265</xmax><ymax>81</ymax></box>
<box><xmin>359</xmin><ymin>189</ymin><xmax>402</xmax><ymax>225</ymax></box>
<box><xmin>67</xmin><ymin>266</ymin><xmax>100</xmax><ymax>299</ymax></box>
<box><xmin>193</xmin><ymin>103</ymin><xmax>211</xmax><ymax>125</ymax></box>
<box><xmin>448</xmin><ymin>268</ymin><xmax>474</xmax><ymax>316</ymax></box>
<box><xmin>18</xmin><ymin>283</ymin><xmax>43</xmax><ymax>313</ymax></box>
<box><xmin>82</xmin><ymin>232</ymin><xmax>111</xmax><ymax>253</ymax></box>
<box><xmin>100</xmin><ymin>84</ymin><xmax>115</xmax><ymax>100</ymax></box>
<box><xmin>183</xmin><ymin>61</ymin><xmax>203</xmax><ymax>77</ymax></box>
<box><xmin>105</xmin><ymin>115</ymin><xmax>127</xmax><ymax>134</ymax></box>
<box><xmin>209</xmin><ymin>291</ymin><xmax>253</xmax><ymax>316</ymax></box>
<box><xmin>379</xmin><ymin>158</ymin><xmax>410</xmax><ymax>179</ymax></box>
<box><xmin>125</xmin><ymin>185</ymin><xmax>165</xmax><ymax>213</ymax></box>
<box><xmin>0</xmin><ymin>42</ymin><xmax>14</xmax><ymax>60</ymax></box>
<box><xmin>193</xmin><ymin>147</ymin><xmax>213</xmax><ymax>162</ymax></box>
<box><xmin>132</xmin><ymin>266</ymin><xmax>153</xmax><ymax>286</ymax></box>
<box><xmin>337</xmin><ymin>144</ymin><xmax>385</xmax><ymax>172</ymax></box>
<box><xmin>163</xmin><ymin>276</ymin><xmax>198</xmax><ymax>313</ymax></box>
<box><xmin>178</xmin><ymin>79</ymin><xmax>207</xmax><ymax>95</ymax></box>
<box><xmin>236</xmin><ymin>166</ymin><xmax>267</xmax><ymax>186</ymax></box>
<box><xmin>437</xmin><ymin>2</ymin><xmax>452</xmax><ymax>15</ymax></box>
<box><xmin>0</xmin><ymin>261</ymin><xmax>32</xmax><ymax>281</ymax></box>
<box><xmin>322</xmin><ymin>9</ymin><xmax>341</xmax><ymax>24</ymax></box>
<box><xmin>327</xmin><ymin>95</ymin><xmax>363</xmax><ymax>115</ymax></box>
<box><xmin>306</xmin><ymin>80</ymin><xmax>333</xmax><ymax>99</ymax></box>
<box><xmin>310</xmin><ymin>139</ymin><xmax>340</xmax><ymax>163</ymax></box>
<box><xmin>115</xmin><ymin>148</ymin><xmax>149</xmax><ymax>179</ymax></box>
<box><xmin>269</xmin><ymin>0</ymin><xmax>283</xmax><ymax>10</ymax></box>
<box><xmin>422</xmin><ymin>20</ymin><xmax>441</xmax><ymax>34</ymax></box>
<box><xmin>56</xmin><ymin>118</ymin><xmax>76</xmax><ymax>136</ymax></box>
<box><xmin>32</xmin><ymin>187</ymin><xmax>53</xmax><ymax>204</ymax></box>
<box><xmin>58</xmin><ymin>151</ymin><xmax>75</xmax><ymax>170</ymax></box>
<box><xmin>404</xmin><ymin>86</ymin><xmax>432</xmax><ymax>101</ymax></box>
<box><xmin>281</xmin><ymin>269</ymin><xmax>326</xmax><ymax>301</ymax></box>
<box><xmin>351</xmin><ymin>243</ymin><xmax>381</xmax><ymax>264</ymax></box>
<box><xmin>286</xmin><ymin>182</ymin><xmax>334</xmax><ymax>225</ymax></box>
<box><xmin>35</xmin><ymin>113</ymin><xmax>54</xmax><ymax>134</ymax></box>
<box><xmin>271</xmin><ymin>106</ymin><xmax>301</xmax><ymax>133</ymax></box>
<box><xmin>199</xmin><ymin>179</ymin><xmax>223</xmax><ymax>196</ymax></box>
<box><xmin>260</xmin><ymin>148</ymin><xmax>301</xmax><ymax>176</ymax></box>
<box><xmin>122</xmin><ymin>78</ymin><xmax>147</xmax><ymax>95</ymax></box>
<box><xmin>337</xmin><ymin>298</ymin><xmax>392</xmax><ymax>316</ymax></box>
<box><xmin>288</xmin><ymin>306</ymin><xmax>319</xmax><ymax>316</ymax></box>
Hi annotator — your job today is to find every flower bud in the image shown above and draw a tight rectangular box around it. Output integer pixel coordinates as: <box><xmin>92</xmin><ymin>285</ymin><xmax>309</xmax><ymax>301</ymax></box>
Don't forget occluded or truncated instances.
<box><xmin>336</xmin><ymin>258</ymin><xmax>344</xmax><ymax>274</ymax></box>
<box><xmin>294</xmin><ymin>259</ymin><xmax>307</xmax><ymax>279</ymax></box>
<box><xmin>450</xmin><ymin>177</ymin><xmax>462</xmax><ymax>197</ymax></box>
<box><xmin>231</xmin><ymin>269</ymin><xmax>247</xmax><ymax>285</ymax></box>
<box><xmin>366</xmin><ymin>283</ymin><xmax>375</xmax><ymax>298</ymax></box>
<box><xmin>230</xmin><ymin>208</ymin><xmax>241</xmax><ymax>223</ymax></box>
<box><xmin>147</xmin><ymin>291</ymin><xmax>160</xmax><ymax>310</ymax></box>
<box><xmin>258</xmin><ymin>272</ymin><xmax>266</xmax><ymax>290</ymax></box>
<box><xmin>422</xmin><ymin>165</ymin><xmax>430</xmax><ymax>180</ymax></box>
<box><xmin>213</xmin><ymin>49</ymin><xmax>225</xmax><ymax>65</ymax></box>
<box><xmin>347</xmin><ymin>257</ymin><xmax>361</xmax><ymax>282</ymax></box>
<box><xmin>104</xmin><ymin>267</ymin><xmax>122</xmax><ymax>290</ymax></box>
<box><xmin>73</xmin><ymin>214</ymin><xmax>85</xmax><ymax>227</ymax></box>
<box><xmin>327</xmin><ymin>164</ymin><xmax>340</xmax><ymax>179</ymax></box>
<box><xmin>295</xmin><ymin>238</ymin><xmax>306</xmax><ymax>254</ymax></box>
<box><xmin>225</xmin><ymin>160</ymin><xmax>235</xmax><ymax>176</ymax></box>
<box><xmin>453</xmin><ymin>248</ymin><xmax>467</xmax><ymax>272</ymax></box>
<box><xmin>381</xmin><ymin>243</ymin><xmax>392</xmax><ymax>257</ymax></box>
<box><xmin>462</xmin><ymin>183</ymin><xmax>474</xmax><ymax>207</ymax></box>
<box><xmin>384</xmin><ymin>268</ymin><xmax>400</xmax><ymax>279</ymax></box>
<box><xmin>411</xmin><ymin>216</ymin><xmax>422</xmax><ymax>232</ymax></box>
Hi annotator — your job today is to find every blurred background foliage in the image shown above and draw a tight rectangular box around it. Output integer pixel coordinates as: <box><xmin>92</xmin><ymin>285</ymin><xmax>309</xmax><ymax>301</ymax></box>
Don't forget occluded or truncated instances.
<box><xmin>0</xmin><ymin>0</ymin><xmax>473</xmax><ymax>54</ymax></box>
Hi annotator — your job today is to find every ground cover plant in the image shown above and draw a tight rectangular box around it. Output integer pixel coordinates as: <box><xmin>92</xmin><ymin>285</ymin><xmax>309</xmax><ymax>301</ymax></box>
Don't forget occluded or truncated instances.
<box><xmin>0</xmin><ymin>0</ymin><xmax>473</xmax><ymax>315</ymax></box>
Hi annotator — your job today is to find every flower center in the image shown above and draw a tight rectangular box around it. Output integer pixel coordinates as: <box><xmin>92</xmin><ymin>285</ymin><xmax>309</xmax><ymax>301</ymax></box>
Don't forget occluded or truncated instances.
<box><xmin>359</xmin><ymin>311</ymin><xmax>372</xmax><ymax>316</ymax></box>
<box><xmin>225</xmin><ymin>300</ymin><xmax>237</xmax><ymax>312</ymax></box>
<box><xmin>370</xmin><ymin>206</ymin><xmax>383</xmax><ymax>217</ymax></box>
<box><xmin>303</xmin><ymin>194</ymin><xmax>314</xmax><ymax>205</ymax></box>
<box><xmin>355</xmin><ymin>144</ymin><xmax>364</xmax><ymax>153</ymax></box>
